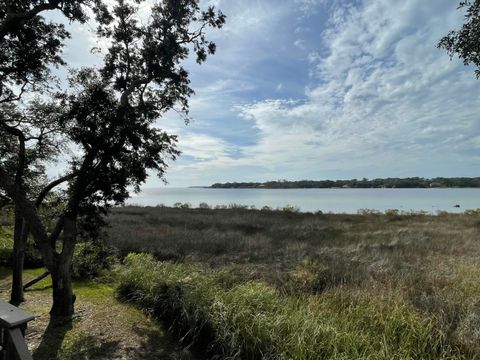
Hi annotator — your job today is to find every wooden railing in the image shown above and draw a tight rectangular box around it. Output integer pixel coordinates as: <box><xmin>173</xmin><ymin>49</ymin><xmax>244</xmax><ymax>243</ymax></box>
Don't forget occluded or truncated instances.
<box><xmin>0</xmin><ymin>300</ymin><xmax>34</xmax><ymax>360</ymax></box>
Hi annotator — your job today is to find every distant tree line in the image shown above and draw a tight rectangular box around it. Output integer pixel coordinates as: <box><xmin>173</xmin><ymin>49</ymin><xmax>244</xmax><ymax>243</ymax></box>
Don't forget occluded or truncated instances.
<box><xmin>210</xmin><ymin>177</ymin><xmax>480</xmax><ymax>189</ymax></box>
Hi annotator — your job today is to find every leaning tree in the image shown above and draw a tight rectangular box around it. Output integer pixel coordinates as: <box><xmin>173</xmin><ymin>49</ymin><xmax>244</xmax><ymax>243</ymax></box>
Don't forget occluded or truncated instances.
<box><xmin>0</xmin><ymin>100</ymin><xmax>69</xmax><ymax>304</ymax></box>
<box><xmin>0</xmin><ymin>0</ymin><xmax>225</xmax><ymax>318</ymax></box>
<box><xmin>0</xmin><ymin>0</ymin><xmax>114</xmax><ymax>305</ymax></box>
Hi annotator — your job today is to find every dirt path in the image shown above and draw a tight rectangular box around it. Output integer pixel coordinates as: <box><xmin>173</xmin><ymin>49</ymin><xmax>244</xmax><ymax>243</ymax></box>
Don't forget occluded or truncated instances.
<box><xmin>0</xmin><ymin>268</ymin><xmax>201</xmax><ymax>360</ymax></box>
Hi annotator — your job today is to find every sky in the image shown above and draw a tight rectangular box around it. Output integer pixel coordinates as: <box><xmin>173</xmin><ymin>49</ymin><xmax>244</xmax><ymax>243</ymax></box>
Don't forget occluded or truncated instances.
<box><xmin>50</xmin><ymin>0</ymin><xmax>480</xmax><ymax>187</ymax></box>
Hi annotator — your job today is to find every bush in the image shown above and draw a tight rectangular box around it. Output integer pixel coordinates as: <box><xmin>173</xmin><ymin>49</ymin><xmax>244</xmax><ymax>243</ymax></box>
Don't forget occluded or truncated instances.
<box><xmin>228</xmin><ymin>203</ymin><xmax>249</xmax><ymax>210</ymax></box>
<box><xmin>281</xmin><ymin>204</ymin><xmax>300</xmax><ymax>213</ymax></box>
<box><xmin>72</xmin><ymin>242</ymin><xmax>116</xmax><ymax>279</ymax></box>
<box><xmin>384</xmin><ymin>209</ymin><xmax>400</xmax><ymax>216</ymax></box>
<box><xmin>174</xmin><ymin>202</ymin><xmax>191</xmax><ymax>209</ymax></box>
<box><xmin>0</xmin><ymin>226</ymin><xmax>13</xmax><ymax>265</ymax></box>
<box><xmin>0</xmin><ymin>227</ymin><xmax>43</xmax><ymax>267</ymax></box>
<box><xmin>464</xmin><ymin>208</ymin><xmax>480</xmax><ymax>216</ymax></box>
<box><xmin>357</xmin><ymin>208</ymin><xmax>381</xmax><ymax>215</ymax></box>
<box><xmin>198</xmin><ymin>202</ymin><xmax>211</xmax><ymax>209</ymax></box>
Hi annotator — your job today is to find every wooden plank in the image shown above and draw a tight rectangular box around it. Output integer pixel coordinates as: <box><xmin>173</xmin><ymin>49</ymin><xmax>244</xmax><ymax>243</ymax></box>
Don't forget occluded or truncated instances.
<box><xmin>23</xmin><ymin>271</ymin><xmax>50</xmax><ymax>291</ymax></box>
<box><xmin>0</xmin><ymin>301</ymin><xmax>34</xmax><ymax>328</ymax></box>
<box><xmin>7</xmin><ymin>328</ymin><xmax>33</xmax><ymax>360</ymax></box>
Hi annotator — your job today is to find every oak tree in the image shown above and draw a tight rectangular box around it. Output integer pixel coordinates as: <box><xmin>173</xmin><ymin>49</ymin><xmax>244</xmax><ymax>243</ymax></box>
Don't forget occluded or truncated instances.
<box><xmin>0</xmin><ymin>0</ymin><xmax>225</xmax><ymax>318</ymax></box>
<box><xmin>0</xmin><ymin>0</ymin><xmax>112</xmax><ymax>305</ymax></box>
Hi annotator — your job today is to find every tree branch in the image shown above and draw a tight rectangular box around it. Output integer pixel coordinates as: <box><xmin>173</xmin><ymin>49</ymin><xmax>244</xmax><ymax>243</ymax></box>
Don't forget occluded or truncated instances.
<box><xmin>0</xmin><ymin>0</ymin><xmax>63</xmax><ymax>40</ymax></box>
<box><xmin>0</xmin><ymin>80</ymin><xmax>30</xmax><ymax>104</ymax></box>
<box><xmin>35</xmin><ymin>172</ymin><xmax>78</xmax><ymax>208</ymax></box>
<box><xmin>120</xmin><ymin>77</ymin><xmax>152</xmax><ymax>107</ymax></box>
<box><xmin>0</xmin><ymin>121</ymin><xmax>27</xmax><ymax>185</ymax></box>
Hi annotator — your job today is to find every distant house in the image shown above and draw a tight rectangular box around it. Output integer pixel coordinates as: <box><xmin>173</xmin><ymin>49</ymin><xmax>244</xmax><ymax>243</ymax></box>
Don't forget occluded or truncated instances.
<box><xmin>429</xmin><ymin>182</ymin><xmax>443</xmax><ymax>188</ymax></box>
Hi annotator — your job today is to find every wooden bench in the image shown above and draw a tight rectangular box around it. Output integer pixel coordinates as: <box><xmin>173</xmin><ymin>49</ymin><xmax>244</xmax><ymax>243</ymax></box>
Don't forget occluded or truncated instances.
<box><xmin>0</xmin><ymin>300</ymin><xmax>34</xmax><ymax>360</ymax></box>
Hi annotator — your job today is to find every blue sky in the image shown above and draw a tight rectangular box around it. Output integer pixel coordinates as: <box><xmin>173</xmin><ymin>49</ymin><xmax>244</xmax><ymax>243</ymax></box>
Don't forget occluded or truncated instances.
<box><xmin>50</xmin><ymin>0</ymin><xmax>480</xmax><ymax>187</ymax></box>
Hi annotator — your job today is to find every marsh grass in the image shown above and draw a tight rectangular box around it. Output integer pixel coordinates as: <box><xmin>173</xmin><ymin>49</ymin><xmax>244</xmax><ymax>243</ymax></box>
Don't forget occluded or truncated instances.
<box><xmin>117</xmin><ymin>254</ymin><xmax>464</xmax><ymax>359</ymax></box>
<box><xmin>109</xmin><ymin>206</ymin><xmax>480</xmax><ymax>358</ymax></box>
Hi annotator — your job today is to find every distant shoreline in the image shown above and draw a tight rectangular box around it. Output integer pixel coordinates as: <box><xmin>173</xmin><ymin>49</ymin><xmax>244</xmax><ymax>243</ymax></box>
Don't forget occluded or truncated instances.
<box><xmin>207</xmin><ymin>177</ymin><xmax>480</xmax><ymax>189</ymax></box>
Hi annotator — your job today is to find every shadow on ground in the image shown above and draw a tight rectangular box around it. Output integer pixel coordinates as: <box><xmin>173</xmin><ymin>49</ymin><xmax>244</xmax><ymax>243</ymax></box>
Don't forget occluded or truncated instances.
<box><xmin>33</xmin><ymin>318</ymin><xmax>121</xmax><ymax>360</ymax></box>
<box><xmin>33</xmin><ymin>319</ymin><xmax>72</xmax><ymax>360</ymax></box>
<box><xmin>132</xmin><ymin>324</ymin><xmax>198</xmax><ymax>360</ymax></box>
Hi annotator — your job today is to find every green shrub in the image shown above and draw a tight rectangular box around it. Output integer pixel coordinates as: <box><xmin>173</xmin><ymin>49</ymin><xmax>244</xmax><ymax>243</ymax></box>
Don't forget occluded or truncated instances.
<box><xmin>174</xmin><ymin>202</ymin><xmax>191</xmax><ymax>209</ymax></box>
<box><xmin>117</xmin><ymin>254</ymin><xmax>461</xmax><ymax>360</ymax></box>
<box><xmin>228</xmin><ymin>203</ymin><xmax>249</xmax><ymax>210</ymax></box>
<box><xmin>464</xmin><ymin>208</ymin><xmax>480</xmax><ymax>216</ymax></box>
<box><xmin>0</xmin><ymin>227</ymin><xmax>42</xmax><ymax>267</ymax></box>
<box><xmin>384</xmin><ymin>208</ymin><xmax>400</xmax><ymax>216</ymax></box>
<box><xmin>0</xmin><ymin>226</ymin><xmax>13</xmax><ymax>265</ymax></box>
<box><xmin>72</xmin><ymin>242</ymin><xmax>116</xmax><ymax>279</ymax></box>
<box><xmin>280</xmin><ymin>204</ymin><xmax>300</xmax><ymax>213</ymax></box>
<box><xmin>357</xmin><ymin>208</ymin><xmax>381</xmax><ymax>215</ymax></box>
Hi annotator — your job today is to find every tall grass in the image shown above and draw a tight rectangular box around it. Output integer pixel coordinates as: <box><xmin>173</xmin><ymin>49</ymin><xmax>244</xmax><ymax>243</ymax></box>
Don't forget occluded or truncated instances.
<box><xmin>117</xmin><ymin>253</ymin><xmax>464</xmax><ymax>359</ymax></box>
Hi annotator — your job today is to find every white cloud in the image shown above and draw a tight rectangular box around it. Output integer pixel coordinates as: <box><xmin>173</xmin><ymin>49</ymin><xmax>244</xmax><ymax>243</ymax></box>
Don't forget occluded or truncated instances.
<box><xmin>177</xmin><ymin>133</ymin><xmax>234</xmax><ymax>161</ymax></box>
<box><xmin>294</xmin><ymin>39</ymin><xmax>307</xmax><ymax>50</ymax></box>
<box><xmin>294</xmin><ymin>0</ymin><xmax>327</xmax><ymax>17</ymax></box>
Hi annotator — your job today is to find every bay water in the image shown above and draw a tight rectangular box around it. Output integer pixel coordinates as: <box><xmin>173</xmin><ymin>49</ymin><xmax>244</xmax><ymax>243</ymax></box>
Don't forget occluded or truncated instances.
<box><xmin>127</xmin><ymin>187</ymin><xmax>480</xmax><ymax>214</ymax></box>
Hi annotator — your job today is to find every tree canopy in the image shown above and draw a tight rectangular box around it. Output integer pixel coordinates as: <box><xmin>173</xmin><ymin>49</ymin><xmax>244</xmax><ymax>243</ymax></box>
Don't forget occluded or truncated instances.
<box><xmin>0</xmin><ymin>0</ymin><xmax>111</xmax><ymax>103</ymax></box>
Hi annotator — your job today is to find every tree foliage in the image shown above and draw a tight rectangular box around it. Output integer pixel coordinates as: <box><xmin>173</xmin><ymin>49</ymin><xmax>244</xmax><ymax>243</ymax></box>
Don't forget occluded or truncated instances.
<box><xmin>438</xmin><ymin>0</ymin><xmax>480</xmax><ymax>77</ymax></box>
<box><xmin>0</xmin><ymin>0</ymin><xmax>111</xmax><ymax>103</ymax></box>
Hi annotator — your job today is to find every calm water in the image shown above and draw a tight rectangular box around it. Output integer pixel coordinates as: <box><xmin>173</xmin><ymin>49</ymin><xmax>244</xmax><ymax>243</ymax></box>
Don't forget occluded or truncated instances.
<box><xmin>127</xmin><ymin>188</ymin><xmax>480</xmax><ymax>214</ymax></box>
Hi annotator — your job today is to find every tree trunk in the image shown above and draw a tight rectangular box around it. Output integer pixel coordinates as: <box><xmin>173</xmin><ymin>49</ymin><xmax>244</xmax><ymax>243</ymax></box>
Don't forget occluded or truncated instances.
<box><xmin>50</xmin><ymin>263</ymin><xmax>75</xmax><ymax>318</ymax></box>
<box><xmin>49</xmin><ymin>215</ymin><xmax>77</xmax><ymax>318</ymax></box>
<box><xmin>10</xmin><ymin>207</ymin><xmax>26</xmax><ymax>305</ymax></box>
